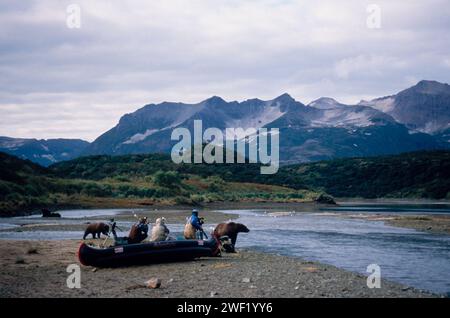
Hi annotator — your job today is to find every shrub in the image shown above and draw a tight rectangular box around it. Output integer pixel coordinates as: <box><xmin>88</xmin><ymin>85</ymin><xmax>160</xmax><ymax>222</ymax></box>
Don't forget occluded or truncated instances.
<box><xmin>114</xmin><ymin>175</ymin><xmax>130</xmax><ymax>182</ymax></box>
<box><xmin>153</xmin><ymin>171</ymin><xmax>182</xmax><ymax>188</ymax></box>
<box><xmin>174</xmin><ymin>195</ymin><xmax>192</xmax><ymax>205</ymax></box>
<box><xmin>81</xmin><ymin>182</ymin><xmax>112</xmax><ymax>197</ymax></box>
<box><xmin>207</xmin><ymin>176</ymin><xmax>225</xmax><ymax>192</ymax></box>
<box><xmin>190</xmin><ymin>194</ymin><xmax>205</xmax><ymax>204</ymax></box>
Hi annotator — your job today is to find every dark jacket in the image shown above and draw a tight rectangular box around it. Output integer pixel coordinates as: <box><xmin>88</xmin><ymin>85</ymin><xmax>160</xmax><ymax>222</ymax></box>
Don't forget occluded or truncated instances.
<box><xmin>189</xmin><ymin>214</ymin><xmax>203</xmax><ymax>230</ymax></box>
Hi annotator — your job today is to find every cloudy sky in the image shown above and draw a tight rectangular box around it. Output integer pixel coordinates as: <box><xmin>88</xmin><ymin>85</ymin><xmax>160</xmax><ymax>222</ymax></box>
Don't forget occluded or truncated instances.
<box><xmin>1</xmin><ymin>0</ymin><xmax>449</xmax><ymax>141</ymax></box>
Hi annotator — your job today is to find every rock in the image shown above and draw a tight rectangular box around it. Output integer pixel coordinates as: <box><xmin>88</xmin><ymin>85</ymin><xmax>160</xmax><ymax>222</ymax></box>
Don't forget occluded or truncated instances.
<box><xmin>167</xmin><ymin>278</ymin><xmax>174</xmax><ymax>283</ymax></box>
<box><xmin>27</xmin><ymin>247</ymin><xmax>38</xmax><ymax>254</ymax></box>
<box><xmin>304</xmin><ymin>266</ymin><xmax>319</xmax><ymax>273</ymax></box>
<box><xmin>210</xmin><ymin>291</ymin><xmax>218</xmax><ymax>297</ymax></box>
<box><xmin>92</xmin><ymin>268</ymin><xmax>98</xmax><ymax>272</ymax></box>
<box><xmin>242</xmin><ymin>277</ymin><xmax>251</xmax><ymax>283</ymax></box>
<box><xmin>315</xmin><ymin>193</ymin><xmax>337</xmax><ymax>205</ymax></box>
<box><xmin>125</xmin><ymin>284</ymin><xmax>146</xmax><ymax>291</ymax></box>
<box><xmin>15</xmin><ymin>256</ymin><xmax>26</xmax><ymax>264</ymax></box>
<box><xmin>402</xmin><ymin>287</ymin><xmax>411</xmax><ymax>291</ymax></box>
<box><xmin>41</xmin><ymin>208</ymin><xmax>61</xmax><ymax>218</ymax></box>
<box><xmin>146</xmin><ymin>278</ymin><xmax>162</xmax><ymax>289</ymax></box>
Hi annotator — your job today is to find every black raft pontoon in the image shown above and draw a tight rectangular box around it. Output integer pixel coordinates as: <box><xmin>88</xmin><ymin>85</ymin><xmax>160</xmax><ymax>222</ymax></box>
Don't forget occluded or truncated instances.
<box><xmin>78</xmin><ymin>238</ymin><xmax>220</xmax><ymax>267</ymax></box>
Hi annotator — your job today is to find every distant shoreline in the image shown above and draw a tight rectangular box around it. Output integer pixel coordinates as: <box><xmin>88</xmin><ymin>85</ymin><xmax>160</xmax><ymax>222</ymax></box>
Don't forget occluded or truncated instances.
<box><xmin>1</xmin><ymin>200</ymin><xmax>333</xmax><ymax>218</ymax></box>
<box><xmin>4</xmin><ymin>197</ymin><xmax>450</xmax><ymax>217</ymax></box>
<box><xmin>336</xmin><ymin>198</ymin><xmax>450</xmax><ymax>205</ymax></box>
<box><xmin>335</xmin><ymin>213</ymin><xmax>450</xmax><ymax>236</ymax></box>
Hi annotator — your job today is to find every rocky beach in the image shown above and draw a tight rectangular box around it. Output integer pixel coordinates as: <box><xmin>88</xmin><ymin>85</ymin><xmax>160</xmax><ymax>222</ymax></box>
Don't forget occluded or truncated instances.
<box><xmin>0</xmin><ymin>239</ymin><xmax>435</xmax><ymax>298</ymax></box>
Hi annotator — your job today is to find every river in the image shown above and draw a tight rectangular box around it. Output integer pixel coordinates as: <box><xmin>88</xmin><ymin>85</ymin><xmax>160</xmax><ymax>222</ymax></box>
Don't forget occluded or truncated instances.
<box><xmin>0</xmin><ymin>202</ymin><xmax>449</xmax><ymax>295</ymax></box>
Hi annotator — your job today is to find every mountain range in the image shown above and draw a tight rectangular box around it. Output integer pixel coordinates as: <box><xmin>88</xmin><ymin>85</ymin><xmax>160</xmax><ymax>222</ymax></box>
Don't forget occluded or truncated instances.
<box><xmin>0</xmin><ymin>137</ymin><xmax>89</xmax><ymax>166</ymax></box>
<box><xmin>1</xmin><ymin>80</ymin><xmax>449</xmax><ymax>166</ymax></box>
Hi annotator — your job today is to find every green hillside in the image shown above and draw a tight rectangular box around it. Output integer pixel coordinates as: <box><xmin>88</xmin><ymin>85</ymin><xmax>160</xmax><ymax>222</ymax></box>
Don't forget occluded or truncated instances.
<box><xmin>39</xmin><ymin>149</ymin><xmax>450</xmax><ymax>200</ymax></box>
<box><xmin>1</xmin><ymin>150</ymin><xmax>449</xmax><ymax>216</ymax></box>
<box><xmin>0</xmin><ymin>152</ymin><xmax>316</xmax><ymax>216</ymax></box>
<box><xmin>268</xmin><ymin>150</ymin><xmax>450</xmax><ymax>199</ymax></box>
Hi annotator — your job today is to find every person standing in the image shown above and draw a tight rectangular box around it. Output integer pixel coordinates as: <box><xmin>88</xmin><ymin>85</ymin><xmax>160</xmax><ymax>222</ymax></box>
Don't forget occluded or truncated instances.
<box><xmin>108</xmin><ymin>218</ymin><xmax>123</xmax><ymax>240</ymax></box>
<box><xmin>184</xmin><ymin>209</ymin><xmax>207</xmax><ymax>240</ymax></box>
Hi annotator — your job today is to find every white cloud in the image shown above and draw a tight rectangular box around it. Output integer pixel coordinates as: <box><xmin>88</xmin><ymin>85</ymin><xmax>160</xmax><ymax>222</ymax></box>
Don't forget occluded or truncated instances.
<box><xmin>334</xmin><ymin>55</ymin><xmax>407</xmax><ymax>79</ymax></box>
<box><xmin>0</xmin><ymin>0</ymin><xmax>449</xmax><ymax>140</ymax></box>
<box><xmin>444</xmin><ymin>58</ymin><xmax>450</xmax><ymax>69</ymax></box>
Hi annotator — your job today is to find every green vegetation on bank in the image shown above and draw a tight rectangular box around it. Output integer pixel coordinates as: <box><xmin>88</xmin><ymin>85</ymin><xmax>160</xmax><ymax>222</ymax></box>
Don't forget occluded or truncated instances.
<box><xmin>1</xmin><ymin>150</ymin><xmax>449</xmax><ymax>216</ymax></box>
<box><xmin>51</xmin><ymin>150</ymin><xmax>450</xmax><ymax>199</ymax></box>
<box><xmin>270</xmin><ymin>150</ymin><xmax>450</xmax><ymax>199</ymax></box>
<box><xmin>0</xmin><ymin>152</ymin><xmax>317</xmax><ymax>216</ymax></box>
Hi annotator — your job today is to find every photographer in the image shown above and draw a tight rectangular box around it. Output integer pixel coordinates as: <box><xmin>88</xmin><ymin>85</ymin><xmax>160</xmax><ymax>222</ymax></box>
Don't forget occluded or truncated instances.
<box><xmin>185</xmin><ymin>209</ymin><xmax>208</xmax><ymax>240</ymax></box>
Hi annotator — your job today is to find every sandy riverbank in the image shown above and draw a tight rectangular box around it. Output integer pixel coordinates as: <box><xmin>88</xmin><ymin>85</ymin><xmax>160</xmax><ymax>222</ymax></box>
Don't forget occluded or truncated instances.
<box><xmin>386</xmin><ymin>215</ymin><xmax>450</xmax><ymax>235</ymax></box>
<box><xmin>0</xmin><ymin>239</ymin><xmax>436</xmax><ymax>298</ymax></box>
<box><xmin>340</xmin><ymin>214</ymin><xmax>450</xmax><ymax>235</ymax></box>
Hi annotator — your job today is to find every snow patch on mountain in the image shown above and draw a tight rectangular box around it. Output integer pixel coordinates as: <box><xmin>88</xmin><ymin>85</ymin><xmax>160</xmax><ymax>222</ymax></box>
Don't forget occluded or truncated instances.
<box><xmin>225</xmin><ymin>101</ymin><xmax>285</xmax><ymax>130</ymax></box>
<box><xmin>311</xmin><ymin>108</ymin><xmax>373</xmax><ymax>128</ymax></box>
<box><xmin>360</xmin><ymin>97</ymin><xmax>396</xmax><ymax>113</ymax></box>
<box><xmin>123</xmin><ymin>129</ymin><xmax>159</xmax><ymax>144</ymax></box>
<box><xmin>246</xmin><ymin>129</ymin><xmax>280</xmax><ymax>144</ymax></box>
<box><xmin>308</xmin><ymin>97</ymin><xmax>343</xmax><ymax>110</ymax></box>
<box><xmin>41</xmin><ymin>154</ymin><xmax>56</xmax><ymax>163</ymax></box>
<box><xmin>421</xmin><ymin>121</ymin><xmax>449</xmax><ymax>135</ymax></box>
<box><xmin>122</xmin><ymin>119</ymin><xmax>191</xmax><ymax>145</ymax></box>
<box><xmin>0</xmin><ymin>139</ymin><xmax>26</xmax><ymax>149</ymax></box>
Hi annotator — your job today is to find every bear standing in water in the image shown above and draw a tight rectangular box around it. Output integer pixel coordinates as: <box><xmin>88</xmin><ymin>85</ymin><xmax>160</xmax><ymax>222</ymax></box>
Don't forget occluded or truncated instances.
<box><xmin>83</xmin><ymin>222</ymin><xmax>110</xmax><ymax>239</ymax></box>
<box><xmin>213</xmin><ymin>222</ymin><xmax>249</xmax><ymax>252</ymax></box>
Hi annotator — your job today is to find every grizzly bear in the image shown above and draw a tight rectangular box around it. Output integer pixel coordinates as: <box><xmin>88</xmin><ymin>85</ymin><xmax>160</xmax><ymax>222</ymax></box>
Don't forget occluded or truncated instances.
<box><xmin>213</xmin><ymin>222</ymin><xmax>249</xmax><ymax>252</ymax></box>
<box><xmin>41</xmin><ymin>208</ymin><xmax>61</xmax><ymax>218</ymax></box>
<box><xmin>83</xmin><ymin>222</ymin><xmax>110</xmax><ymax>239</ymax></box>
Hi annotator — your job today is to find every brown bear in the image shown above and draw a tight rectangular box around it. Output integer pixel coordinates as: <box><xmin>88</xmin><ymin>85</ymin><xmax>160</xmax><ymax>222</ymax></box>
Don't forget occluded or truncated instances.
<box><xmin>41</xmin><ymin>208</ymin><xmax>61</xmax><ymax>218</ymax></box>
<box><xmin>213</xmin><ymin>222</ymin><xmax>249</xmax><ymax>252</ymax></box>
<box><xmin>83</xmin><ymin>222</ymin><xmax>110</xmax><ymax>239</ymax></box>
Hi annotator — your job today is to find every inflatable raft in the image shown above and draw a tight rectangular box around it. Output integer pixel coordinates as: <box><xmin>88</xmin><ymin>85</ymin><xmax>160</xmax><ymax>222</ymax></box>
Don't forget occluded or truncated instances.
<box><xmin>78</xmin><ymin>238</ymin><xmax>220</xmax><ymax>267</ymax></box>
